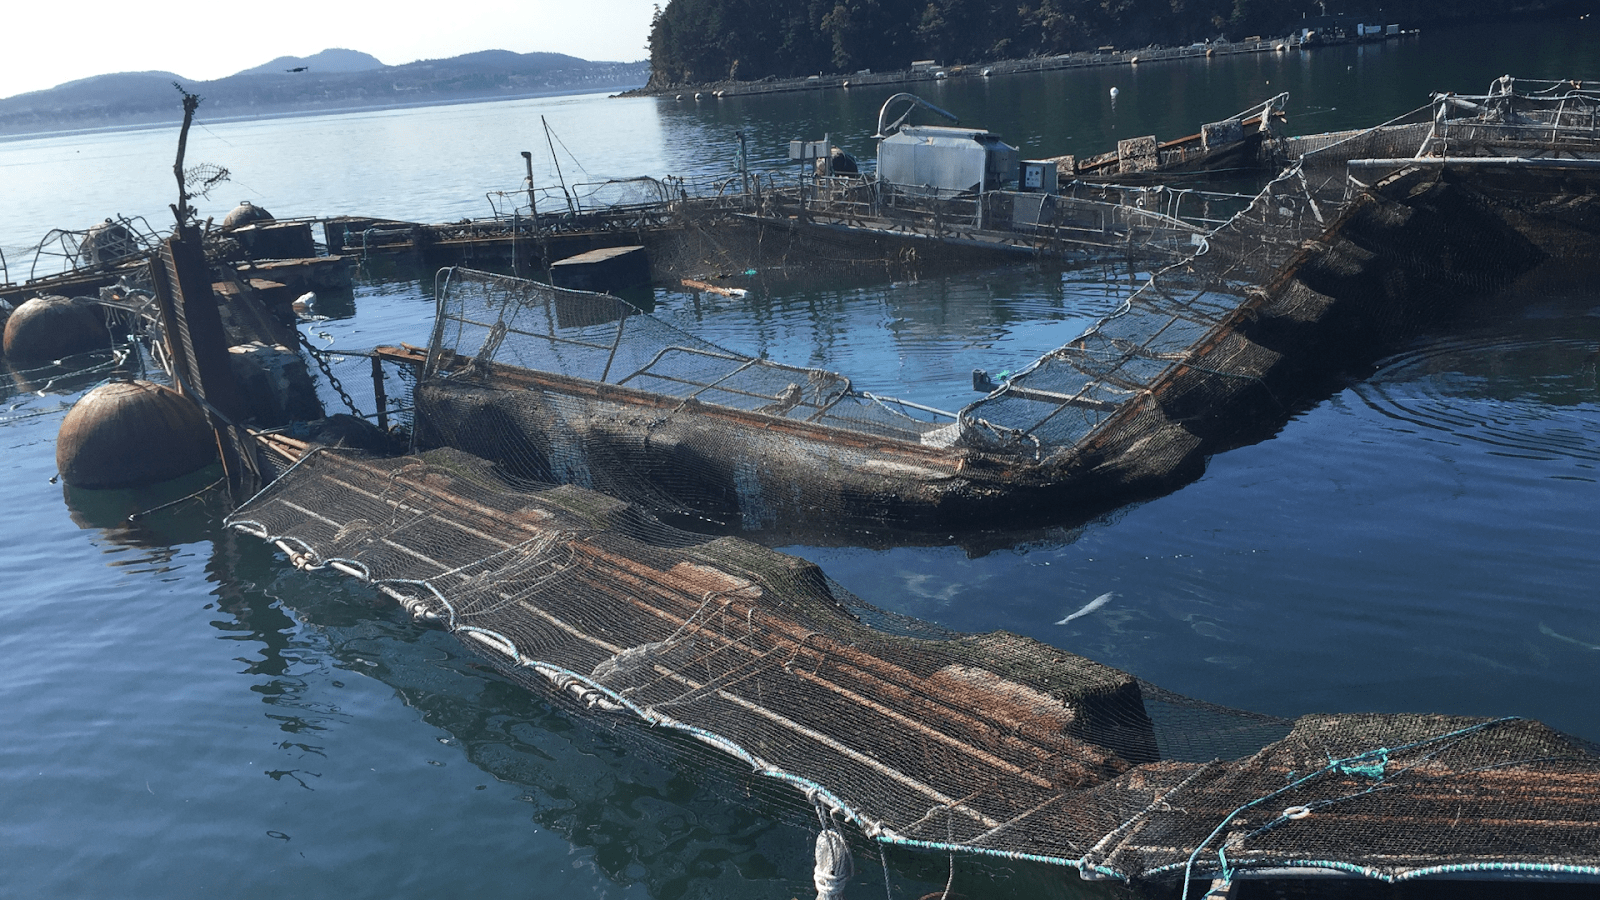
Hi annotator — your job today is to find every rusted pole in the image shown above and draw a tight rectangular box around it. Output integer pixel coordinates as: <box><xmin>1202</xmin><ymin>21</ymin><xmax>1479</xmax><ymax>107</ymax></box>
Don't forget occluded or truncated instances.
<box><xmin>371</xmin><ymin>353</ymin><xmax>389</xmax><ymax>432</ymax></box>
<box><xmin>171</xmin><ymin>85</ymin><xmax>201</xmax><ymax>226</ymax></box>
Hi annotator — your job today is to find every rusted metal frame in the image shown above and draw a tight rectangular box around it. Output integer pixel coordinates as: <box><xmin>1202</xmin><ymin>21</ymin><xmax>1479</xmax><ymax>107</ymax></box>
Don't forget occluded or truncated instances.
<box><xmin>820</xmin><ymin>656</ymin><xmax>1101</xmax><ymax>767</ymax></box>
<box><xmin>295</xmin><ymin>455</ymin><xmax>549</xmax><ymax>556</ymax></box>
<box><xmin>447</xmin><ymin>311</ymin><xmax>618</xmax><ymax>355</ymax></box>
<box><xmin>634</xmin><ymin>566</ymin><xmax>1117</xmax><ymax>773</ymax></box>
<box><xmin>156</xmin><ymin>230</ymin><xmax>262</xmax><ymax>499</ymax></box>
<box><xmin>327</xmin><ymin>467</ymin><xmax>1095</xmax><ymax>782</ymax></box>
<box><xmin>382</xmin><ymin>344</ymin><xmax>971</xmax><ymax>464</ymax></box>
<box><xmin>267</xmin><ymin>460</ymin><xmax>532</xmax><ymax>571</ymax></box>
<box><xmin>371</xmin><ymin>355</ymin><xmax>390</xmax><ymax>432</ymax></box>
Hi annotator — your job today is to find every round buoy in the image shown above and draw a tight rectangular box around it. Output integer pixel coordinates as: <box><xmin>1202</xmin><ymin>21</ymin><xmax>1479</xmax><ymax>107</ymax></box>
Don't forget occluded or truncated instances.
<box><xmin>1109</xmin><ymin>86</ymin><xmax>1120</xmax><ymax>98</ymax></box>
<box><xmin>57</xmin><ymin>381</ymin><xmax>217</xmax><ymax>489</ymax></box>
<box><xmin>222</xmin><ymin>200</ymin><xmax>274</xmax><ymax>230</ymax></box>
<box><xmin>79</xmin><ymin>219</ymin><xmax>137</xmax><ymax>266</ymax></box>
<box><xmin>3</xmin><ymin>295</ymin><xmax>111</xmax><ymax>367</ymax></box>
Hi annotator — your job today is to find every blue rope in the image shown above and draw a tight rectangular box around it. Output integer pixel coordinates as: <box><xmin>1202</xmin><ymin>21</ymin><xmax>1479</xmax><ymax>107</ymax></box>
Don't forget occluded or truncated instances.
<box><xmin>1334</xmin><ymin>747</ymin><xmax>1389</xmax><ymax>779</ymax></box>
<box><xmin>1177</xmin><ymin>717</ymin><xmax>1522</xmax><ymax>900</ymax></box>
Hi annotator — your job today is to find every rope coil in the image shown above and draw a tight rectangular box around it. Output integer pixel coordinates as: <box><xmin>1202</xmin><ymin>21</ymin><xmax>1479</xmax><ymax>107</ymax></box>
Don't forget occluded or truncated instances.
<box><xmin>813</xmin><ymin>828</ymin><xmax>853</xmax><ymax>900</ymax></box>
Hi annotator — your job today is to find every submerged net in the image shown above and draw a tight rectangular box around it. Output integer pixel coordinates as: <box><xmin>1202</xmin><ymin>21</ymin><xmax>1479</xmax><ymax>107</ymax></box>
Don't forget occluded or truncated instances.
<box><xmin>402</xmin><ymin>103</ymin><xmax>1567</xmax><ymax>540</ymax></box>
<box><xmin>958</xmin><ymin>82</ymin><xmax>1600</xmax><ymax>479</ymax></box>
<box><xmin>225</xmin><ymin>77</ymin><xmax>1600</xmax><ymax>890</ymax></box>
<box><xmin>408</xmin><ymin>266</ymin><xmax>990</xmax><ymax>536</ymax></box>
<box><xmin>227</xmin><ymin>447</ymin><xmax>1600</xmax><ymax>888</ymax></box>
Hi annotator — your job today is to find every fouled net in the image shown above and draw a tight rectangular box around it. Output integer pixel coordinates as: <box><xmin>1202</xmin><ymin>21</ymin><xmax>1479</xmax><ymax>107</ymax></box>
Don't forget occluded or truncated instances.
<box><xmin>404</xmin><ymin>90</ymin><xmax>1572</xmax><ymax>540</ymax></box>
<box><xmin>227</xmin><ymin>447</ymin><xmax>1600</xmax><ymax>889</ymax></box>
<box><xmin>226</xmin><ymin>79</ymin><xmax>1600</xmax><ymax>890</ymax></box>
<box><xmin>958</xmin><ymin>81</ymin><xmax>1600</xmax><ymax>476</ymax></box>
<box><xmin>408</xmin><ymin>266</ymin><xmax>997</xmax><ymax>537</ymax></box>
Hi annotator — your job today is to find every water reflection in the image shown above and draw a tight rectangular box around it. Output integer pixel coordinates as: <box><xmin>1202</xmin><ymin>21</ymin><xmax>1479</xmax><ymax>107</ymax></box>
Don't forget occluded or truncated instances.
<box><xmin>60</xmin><ymin>463</ymin><xmax>228</xmax><ymax>550</ymax></box>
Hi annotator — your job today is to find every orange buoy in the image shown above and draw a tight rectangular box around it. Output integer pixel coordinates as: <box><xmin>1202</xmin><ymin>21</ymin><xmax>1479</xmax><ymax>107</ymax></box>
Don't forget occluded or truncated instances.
<box><xmin>56</xmin><ymin>381</ymin><xmax>217</xmax><ymax>489</ymax></box>
<box><xmin>3</xmin><ymin>295</ymin><xmax>111</xmax><ymax>367</ymax></box>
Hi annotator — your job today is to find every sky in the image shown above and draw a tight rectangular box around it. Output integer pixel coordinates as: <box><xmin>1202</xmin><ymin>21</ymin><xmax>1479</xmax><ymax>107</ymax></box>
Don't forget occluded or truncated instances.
<box><xmin>1</xmin><ymin>0</ymin><xmax>658</xmax><ymax>100</ymax></box>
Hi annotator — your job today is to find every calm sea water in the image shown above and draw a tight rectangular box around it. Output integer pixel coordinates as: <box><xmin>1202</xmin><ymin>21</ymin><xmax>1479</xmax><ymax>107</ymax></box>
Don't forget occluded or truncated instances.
<box><xmin>3</xmin><ymin>18</ymin><xmax>1600</xmax><ymax>899</ymax></box>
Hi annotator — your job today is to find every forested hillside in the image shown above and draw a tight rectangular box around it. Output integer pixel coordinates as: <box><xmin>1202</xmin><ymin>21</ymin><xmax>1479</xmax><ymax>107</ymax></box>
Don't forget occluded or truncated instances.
<box><xmin>646</xmin><ymin>0</ymin><xmax>1588</xmax><ymax>88</ymax></box>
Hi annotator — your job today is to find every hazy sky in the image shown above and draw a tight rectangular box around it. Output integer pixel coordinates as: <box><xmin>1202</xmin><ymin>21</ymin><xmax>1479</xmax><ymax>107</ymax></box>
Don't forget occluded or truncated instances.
<box><xmin>1</xmin><ymin>0</ymin><xmax>657</xmax><ymax>99</ymax></box>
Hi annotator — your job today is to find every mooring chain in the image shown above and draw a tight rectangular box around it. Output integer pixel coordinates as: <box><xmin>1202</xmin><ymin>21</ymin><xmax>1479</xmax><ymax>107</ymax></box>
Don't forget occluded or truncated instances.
<box><xmin>296</xmin><ymin>328</ymin><xmax>365</xmax><ymax>418</ymax></box>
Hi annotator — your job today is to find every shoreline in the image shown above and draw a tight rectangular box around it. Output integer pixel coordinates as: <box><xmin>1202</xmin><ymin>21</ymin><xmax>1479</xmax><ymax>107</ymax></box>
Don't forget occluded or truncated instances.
<box><xmin>622</xmin><ymin>35</ymin><xmax>1306</xmax><ymax>99</ymax></box>
<box><xmin>0</xmin><ymin>82</ymin><xmax>648</xmax><ymax>144</ymax></box>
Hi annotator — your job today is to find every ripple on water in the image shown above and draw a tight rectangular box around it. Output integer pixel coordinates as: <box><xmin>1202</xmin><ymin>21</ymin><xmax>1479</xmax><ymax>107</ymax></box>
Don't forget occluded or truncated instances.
<box><xmin>1352</xmin><ymin>332</ymin><xmax>1600</xmax><ymax>468</ymax></box>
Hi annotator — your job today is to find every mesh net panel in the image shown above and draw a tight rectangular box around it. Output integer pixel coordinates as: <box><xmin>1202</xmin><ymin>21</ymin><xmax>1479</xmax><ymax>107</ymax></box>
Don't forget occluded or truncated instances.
<box><xmin>390</xmin><ymin>83</ymin><xmax>1596</xmax><ymax>543</ymax></box>
<box><xmin>409</xmin><ymin>267</ymin><xmax>1004</xmax><ymax>537</ymax></box>
<box><xmin>227</xmin><ymin>447</ymin><xmax>1600</xmax><ymax>885</ymax></box>
<box><xmin>227</xmin><ymin>79</ymin><xmax>1600</xmax><ymax>888</ymax></box>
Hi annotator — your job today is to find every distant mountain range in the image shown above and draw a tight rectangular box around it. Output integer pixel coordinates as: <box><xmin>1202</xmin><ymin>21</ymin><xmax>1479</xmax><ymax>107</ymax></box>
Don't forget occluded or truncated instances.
<box><xmin>0</xmin><ymin>48</ymin><xmax>650</xmax><ymax>136</ymax></box>
<box><xmin>234</xmin><ymin>48</ymin><xmax>388</xmax><ymax>77</ymax></box>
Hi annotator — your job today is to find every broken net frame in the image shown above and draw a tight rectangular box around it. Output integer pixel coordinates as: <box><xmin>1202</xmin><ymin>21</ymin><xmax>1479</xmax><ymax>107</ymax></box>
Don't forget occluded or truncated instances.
<box><xmin>22</xmin><ymin>214</ymin><xmax>165</xmax><ymax>281</ymax></box>
<box><xmin>383</xmin><ymin>99</ymin><xmax>1547</xmax><ymax>539</ymax></box>
<box><xmin>958</xmin><ymin>79</ymin><xmax>1600</xmax><ymax>478</ymax></box>
<box><xmin>226</xmin><ymin>445</ymin><xmax>1600</xmax><ymax>893</ymax></box>
<box><xmin>226</xmin><ymin>79</ymin><xmax>1600</xmax><ymax>892</ymax></box>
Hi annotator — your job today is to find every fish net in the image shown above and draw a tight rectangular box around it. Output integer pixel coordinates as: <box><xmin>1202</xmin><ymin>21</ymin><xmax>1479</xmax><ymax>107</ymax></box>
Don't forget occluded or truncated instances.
<box><xmin>224</xmin><ymin>77</ymin><xmax>1600</xmax><ymax>891</ymax></box>
<box><xmin>397</xmin><ymin>103</ymin><xmax>1560</xmax><ymax>541</ymax></box>
<box><xmin>407</xmin><ymin>265</ymin><xmax>1009</xmax><ymax>538</ymax></box>
<box><xmin>958</xmin><ymin>87</ymin><xmax>1591</xmax><ymax>475</ymax></box>
<box><xmin>227</xmin><ymin>446</ymin><xmax>1600</xmax><ymax>889</ymax></box>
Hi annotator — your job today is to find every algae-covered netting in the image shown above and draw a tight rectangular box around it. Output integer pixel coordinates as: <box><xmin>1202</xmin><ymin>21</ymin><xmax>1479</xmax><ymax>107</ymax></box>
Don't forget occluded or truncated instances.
<box><xmin>227</xmin><ymin>447</ymin><xmax>1600</xmax><ymax>888</ymax></box>
<box><xmin>956</xmin><ymin>83</ymin><xmax>1591</xmax><ymax>469</ymax></box>
<box><xmin>411</xmin><ymin>265</ymin><xmax>995</xmax><ymax>537</ymax></box>
<box><xmin>405</xmin><ymin>81</ymin><xmax>1598</xmax><ymax>539</ymax></box>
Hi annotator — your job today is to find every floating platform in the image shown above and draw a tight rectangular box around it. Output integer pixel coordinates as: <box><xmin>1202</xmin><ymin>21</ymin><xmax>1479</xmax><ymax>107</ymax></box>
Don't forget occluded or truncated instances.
<box><xmin>1065</xmin><ymin>93</ymin><xmax>1288</xmax><ymax>184</ymax></box>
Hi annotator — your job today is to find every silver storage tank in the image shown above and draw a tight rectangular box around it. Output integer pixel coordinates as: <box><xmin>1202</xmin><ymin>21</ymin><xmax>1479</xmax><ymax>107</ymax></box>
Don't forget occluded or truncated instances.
<box><xmin>877</xmin><ymin>126</ymin><xmax>1019</xmax><ymax>198</ymax></box>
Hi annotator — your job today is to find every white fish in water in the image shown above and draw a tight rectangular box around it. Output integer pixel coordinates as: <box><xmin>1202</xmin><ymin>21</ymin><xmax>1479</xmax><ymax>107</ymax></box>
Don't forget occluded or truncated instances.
<box><xmin>1539</xmin><ymin>622</ymin><xmax>1600</xmax><ymax>651</ymax></box>
<box><xmin>1056</xmin><ymin>592</ymin><xmax>1115</xmax><ymax>625</ymax></box>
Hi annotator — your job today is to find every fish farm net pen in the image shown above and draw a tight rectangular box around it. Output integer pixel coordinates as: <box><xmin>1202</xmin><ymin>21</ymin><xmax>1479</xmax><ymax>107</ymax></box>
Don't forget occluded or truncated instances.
<box><xmin>226</xmin><ymin>446</ymin><xmax>1600</xmax><ymax>891</ymax></box>
<box><xmin>221</xmin><ymin>78</ymin><xmax>1600</xmax><ymax>894</ymax></box>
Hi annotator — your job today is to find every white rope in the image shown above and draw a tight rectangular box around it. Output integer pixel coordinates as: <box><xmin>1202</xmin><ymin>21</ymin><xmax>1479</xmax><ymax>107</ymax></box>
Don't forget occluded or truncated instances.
<box><xmin>813</xmin><ymin>829</ymin><xmax>854</xmax><ymax>900</ymax></box>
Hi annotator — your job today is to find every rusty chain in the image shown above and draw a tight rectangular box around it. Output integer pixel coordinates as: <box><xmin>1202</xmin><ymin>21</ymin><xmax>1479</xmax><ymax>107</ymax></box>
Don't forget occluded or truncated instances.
<box><xmin>296</xmin><ymin>327</ymin><xmax>365</xmax><ymax>418</ymax></box>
